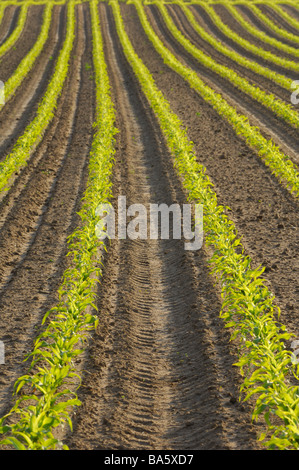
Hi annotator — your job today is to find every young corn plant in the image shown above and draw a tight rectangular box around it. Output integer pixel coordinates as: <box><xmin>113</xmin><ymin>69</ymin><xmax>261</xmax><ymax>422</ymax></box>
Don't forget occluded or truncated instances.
<box><xmin>246</xmin><ymin>3</ymin><xmax>299</xmax><ymax>46</ymax></box>
<box><xmin>269</xmin><ymin>3</ymin><xmax>299</xmax><ymax>32</ymax></box>
<box><xmin>0</xmin><ymin>1</ymin><xmax>75</xmax><ymax>195</ymax></box>
<box><xmin>135</xmin><ymin>0</ymin><xmax>299</xmax><ymax>199</ymax></box>
<box><xmin>201</xmin><ymin>3</ymin><xmax>299</xmax><ymax>73</ymax></box>
<box><xmin>0</xmin><ymin>3</ymin><xmax>28</xmax><ymax>59</ymax></box>
<box><xmin>112</xmin><ymin>0</ymin><xmax>299</xmax><ymax>449</ymax></box>
<box><xmin>179</xmin><ymin>1</ymin><xmax>295</xmax><ymax>94</ymax></box>
<box><xmin>157</xmin><ymin>2</ymin><xmax>299</xmax><ymax>129</ymax></box>
<box><xmin>0</xmin><ymin>0</ymin><xmax>118</xmax><ymax>450</ymax></box>
<box><xmin>0</xmin><ymin>3</ymin><xmax>53</xmax><ymax>111</ymax></box>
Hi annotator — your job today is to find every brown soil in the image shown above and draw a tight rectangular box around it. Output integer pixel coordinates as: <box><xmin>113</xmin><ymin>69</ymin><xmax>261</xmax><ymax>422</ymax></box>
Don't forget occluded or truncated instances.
<box><xmin>0</xmin><ymin>1</ymin><xmax>298</xmax><ymax>451</ymax></box>
<box><xmin>0</xmin><ymin>4</ymin><xmax>18</xmax><ymax>46</ymax></box>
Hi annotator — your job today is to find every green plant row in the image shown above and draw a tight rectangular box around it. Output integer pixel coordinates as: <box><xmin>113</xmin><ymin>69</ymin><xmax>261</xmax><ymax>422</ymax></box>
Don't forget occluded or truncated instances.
<box><xmin>246</xmin><ymin>3</ymin><xmax>299</xmax><ymax>45</ymax></box>
<box><xmin>137</xmin><ymin>1</ymin><xmax>299</xmax><ymax>197</ymax></box>
<box><xmin>0</xmin><ymin>3</ymin><xmax>28</xmax><ymax>59</ymax></box>
<box><xmin>186</xmin><ymin>1</ymin><xmax>299</xmax><ymax>3</ymax></box>
<box><xmin>177</xmin><ymin>1</ymin><xmax>299</xmax><ymax>5</ymax></box>
<box><xmin>0</xmin><ymin>1</ymin><xmax>75</xmax><ymax>195</ymax></box>
<box><xmin>0</xmin><ymin>0</ymin><xmax>118</xmax><ymax>450</ymax></box>
<box><xmin>226</xmin><ymin>3</ymin><xmax>299</xmax><ymax>57</ymax></box>
<box><xmin>200</xmin><ymin>3</ymin><xmax>299</xmax><ymax>73</ymax></box>
<box><xmin>178</xmin><ymin>2</ymin><xmax>294</xmax><ymax>93</ymax></box>
<box><xmin>156</xmin><ymin>2</ymin><xmax>299</xmax><ymax>129</ymax></box>
<box><xmin>0</xmin><ymin>3</ymin><xmax>52</xmax><ymax>111</ymax></box>
<box><xmin>112</xmin><ymin>0</ymin><xmax>299</xmax><ymax>449</ymax></box>
<box><xmin>269</xmin><ymin>3</ymin><xmax>299</xmax><ymax>31</ymax></box>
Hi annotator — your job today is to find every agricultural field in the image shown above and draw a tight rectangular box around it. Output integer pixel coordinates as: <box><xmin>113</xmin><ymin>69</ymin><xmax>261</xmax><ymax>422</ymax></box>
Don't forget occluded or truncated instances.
<box><xmin>0</xmin><ymin>0</ymin><xmax>298</xmax><ymax>452</ymax></box>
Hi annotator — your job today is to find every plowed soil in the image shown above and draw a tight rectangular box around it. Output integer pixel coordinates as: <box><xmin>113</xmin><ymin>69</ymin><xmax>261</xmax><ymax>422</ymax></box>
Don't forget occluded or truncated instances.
<box><xmin>0</xmin><ymin>2</ymin><xmax>298</xmax><ymax>451</ymax></box>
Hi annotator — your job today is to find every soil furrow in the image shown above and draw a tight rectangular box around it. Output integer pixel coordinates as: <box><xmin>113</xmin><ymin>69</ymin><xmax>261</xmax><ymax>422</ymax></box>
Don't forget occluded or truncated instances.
<box><xmin>0</xmin><ymin>2</ymin><xmax>94</xmax><ymax>417</ymax></box>
<box><xmin>147</xmin><ymin>4</ymin><xmax>299</xmax><ymax>165</ymax></box>
<box><xmin>120</xmin><ymin>3</ymin><xmax>299</xmax><ymax>355</ymax></box>
<box><xmin>190</xmin><ymin>4</ymin><xmax>299</xmax><ymax>81</ymax></box>
<box><xmin>65</xmin><ymin>2</ymin><xmax>261</xmax><ymax>451</ymax></box>
<box><xmin>0</xmin><ymin>4</ymin><xmax>18</xmax><ymax>46</ymax></box>
<box><xmin>0</xmin><ymin>5</ymin><xmax>65</xmax><ymax>159</ymax></box>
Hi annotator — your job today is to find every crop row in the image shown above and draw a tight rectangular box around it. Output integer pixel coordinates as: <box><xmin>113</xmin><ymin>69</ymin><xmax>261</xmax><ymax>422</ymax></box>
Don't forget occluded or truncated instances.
<box><xmin>225</xmin><ymin>3</ymin><xmax>299</xmax><ymax>57</ymax></box>
<box><xmin>0</xmin><ymin>3</ymin><xmax>53</xmax><ymax>112</ymax></box>
<box><xmin>178</xmin><ymin>2</ymin><xmax>295</xmax><ymax>93</ymax></box>
<box><xmin>136</xmin><ymin>1</ymin><xmax>299</xmax><ymax>198</ymax></box>
<box><xmin>200</xmin><ymin>3</ymin><xmax>299</xmax><ymax>73</ymax></box>
<box><xmin>156</xmin><ymin>2</ymin><xmax>299</xmax><ymax>129</ymax></box>
<box><xmin>0</xmin><ymin>3</ymin><xmax>28</xmax><ymax>59</ymax></box>
<box><xmin>0</xmin><ymin>0</ymin><xmax>117</xmax><ymax>450</ymax></box>
<box><xmin>110</xmin><ymin>0</ymin><xmax>299</xmax><ymax>449</ymax></box>
<box><xmin>0</xmin><ymin>0</ymin><xmax>298</xmax><ymax>450</ymax></box>
<box><xmin>0</xmin><ymin>0</ymin><xmax>74</xmax><ymax>194</ymax></box>
<box><xmin>268</xmin><ymin>2</ymin><xmax>299</xmax><ymax>31</ymax></box>
<box><xmin>246</xmin><ymin>3</ymin><xmax>299</xmax><ymax>45</ymax></box>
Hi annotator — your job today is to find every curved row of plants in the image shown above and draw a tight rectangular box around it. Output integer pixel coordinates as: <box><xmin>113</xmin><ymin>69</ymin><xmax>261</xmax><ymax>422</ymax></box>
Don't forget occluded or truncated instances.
<box><xmin>178</xmin><ymin>2</ymin><xmax>294</xmax><ymax>93</ymax></box>
<box><xmin>200</xmin><ymin>3</ymin><xmax>299</xmax><ymax>73</ymax></box>
<box><xmin>135</xmin><ymin>1</ymin><xmax>299</xmax><ymax>198</ymax></box>
<box><xmin>111</xmin><ymin>0</ymin><xmax>299</xmax><ymax>449</ymax></box>
<box><xmin>0</xmin><ymin>0</ymin><xmax>118</xmax><ymax>450</ymax></box>
<box><xmin>0</xmin><ymin>1</ymin><xmax>74</xmax><ymax>194</ymax></box>
<box><xmin>245</xmin><ymin>3</ymin><xmax>299</xmax><ymax>45</ymax></box>
<box><xmin>225</xmin><ymin>3</ymin><xmax>299</xmax><ymax>57</ymax></box>
<box><xmin>156</xmin><ymin>2</ymin><xmax>299</xmax><ymax>129</ymax></box>
<box><xmin>268</xmin><ymin>3</ymin><xmax>299</xmax><ymax>32</ymax></box>
<box><xmin>0</xmin><ymin>3</ymin><xmax>28</xmax><ymax>59</ymax></box>
<box><xmin>0</xmin><ymin>3</ymin><xmax>53</xmax><ymax>112</ymax></box>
